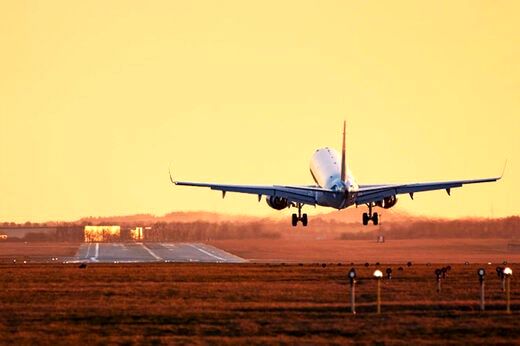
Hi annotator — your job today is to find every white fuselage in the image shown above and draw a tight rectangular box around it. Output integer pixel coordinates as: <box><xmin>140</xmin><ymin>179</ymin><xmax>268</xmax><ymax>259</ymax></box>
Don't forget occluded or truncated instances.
<box><xmin>309</xmin><ymin>148</ymin><xmax>359</xmax><ymax>209</ymax></box>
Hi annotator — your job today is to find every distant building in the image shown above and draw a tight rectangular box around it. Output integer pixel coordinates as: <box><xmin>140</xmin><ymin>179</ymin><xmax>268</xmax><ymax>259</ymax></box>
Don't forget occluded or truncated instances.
<box><xmin>130</xmin><ymin>227</ymin><xmax>143</xmax><ymax>241</ymax></box>
<box><xmin>84</xmin><ymin>225</ymin><xmax>121</xmax><ymax>243</ymax></box>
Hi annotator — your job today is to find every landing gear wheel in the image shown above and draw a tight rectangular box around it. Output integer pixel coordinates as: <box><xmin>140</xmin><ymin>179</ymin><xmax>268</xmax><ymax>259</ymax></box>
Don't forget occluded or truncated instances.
<box><xmin>373</xmin><ymin>212</ymin><xmax>379</xmax><ymax>226</ymax></box>
<box><xmin>362</xmin><ymin>213</ymin><xmax>369</xmax><ymax>226</ymax></box>
<box><xmin>291</xmin><ymin>213</ymin><xmax>298</xmax><ymax>227</ymax></box>
<box><xmin>301</xmin><ymin>213</ymin><xmax>308</xmax><ymax>227</ymax></box>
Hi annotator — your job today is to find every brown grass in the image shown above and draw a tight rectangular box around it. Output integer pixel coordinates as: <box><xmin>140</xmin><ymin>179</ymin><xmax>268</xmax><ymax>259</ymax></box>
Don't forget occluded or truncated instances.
<box><xmin>208</xmin><ymin>238</ymin><xmax>520</xmax><ymax>263</ymax></box>
<box><xmin>0</xmin><ymin>243</ymin><xmax>80</xmax><ymax>262</ymax></box>
<box><xmin>0</xmin><ymin>263</ymin><xmax>518</xmax><ymax>344</ymax></box>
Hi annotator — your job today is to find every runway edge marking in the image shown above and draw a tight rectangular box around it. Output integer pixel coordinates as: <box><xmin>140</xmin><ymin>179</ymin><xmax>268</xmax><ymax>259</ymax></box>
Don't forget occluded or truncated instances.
<box><xmin>196</xmin><ymin>243</ymin><xmax>247</xmax><ymax>262</ymax></box>
<box><xmin>187</xmin><ymin>243</ymin><xmax>229</xmax><ymax>262</ymax></box>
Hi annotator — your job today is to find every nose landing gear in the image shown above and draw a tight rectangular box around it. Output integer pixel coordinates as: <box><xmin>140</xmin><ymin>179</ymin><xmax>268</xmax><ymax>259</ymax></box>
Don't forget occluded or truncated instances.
<box><xmin>291</xmin><ymin>203</ymin><xmax>308</xmax><ymax>227</ymax></box>
<box><xmin>362</xmin><ymin>203</ymin><xmax>379</xmax><ymax>226</ymax></box>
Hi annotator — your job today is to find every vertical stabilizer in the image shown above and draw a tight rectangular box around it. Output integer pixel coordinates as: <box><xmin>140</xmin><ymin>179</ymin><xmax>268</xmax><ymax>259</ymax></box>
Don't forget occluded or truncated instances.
<box><xmin>341</xmin><ymin>120</ymin><xmax>346</xmax><ymax>182</ymax></box>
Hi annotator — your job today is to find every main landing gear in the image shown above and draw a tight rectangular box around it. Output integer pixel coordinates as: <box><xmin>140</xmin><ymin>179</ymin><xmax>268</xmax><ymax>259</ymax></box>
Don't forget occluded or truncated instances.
<box><xmin>362</xmin><ymin>203</ymin><xmax>379</xmax><ymax>226</ymax></box>
<box><xmin>291</xmin><ymin>203</ymin><xmax>308</xmax><ymax>227</ymax></box>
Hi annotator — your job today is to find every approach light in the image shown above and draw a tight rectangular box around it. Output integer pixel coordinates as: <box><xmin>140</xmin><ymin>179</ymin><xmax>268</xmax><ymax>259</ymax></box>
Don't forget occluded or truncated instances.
<box><xmin>348</xmin><ymin>268</ymin><xmax>357</xmax><ymax>314</ymax></box>
<box><xmin>385</xmin><ymin>267</ymin><xmax>392</xmax><ymax>279</ymax></box>
<box><xmin>348</xmin><ymin>268</ymin><xmax>357</xmax><ymax>280</ymax></box>
<box><xmin>373</xmin><ymin>269</ymin><xmax>383</xmax><ymax>278</ymax></box>
<box><xmin>496</xmin><ymin>266</ymin><xmax>504</xmax><ymax>277</ymax></box>
<box><xmin>478</xmin><ymin>268</ymin><xmax>486</xmax><ymax>311</ymax></box>
<box><xmin>504</xmin><ymin>267</ymin><xmax>513</xmax><ymax>313</ymax></box>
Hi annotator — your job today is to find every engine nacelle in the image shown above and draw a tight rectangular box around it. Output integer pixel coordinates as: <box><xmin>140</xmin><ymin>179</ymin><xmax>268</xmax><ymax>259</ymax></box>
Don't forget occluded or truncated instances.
<box><xmin>375</xmin><ymin>195</ymin><xmax>398</xmax><ymax>209</ymax></box>
<box><xmin>266</xmin><ymin>196</ymin><xmax>289</xmax><ymax>210</ymax></box>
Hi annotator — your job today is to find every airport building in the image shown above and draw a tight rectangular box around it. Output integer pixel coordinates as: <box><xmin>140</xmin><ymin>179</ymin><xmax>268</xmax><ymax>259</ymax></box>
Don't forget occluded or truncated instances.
<box><xmin>83</xmin><ymin>226</ymin><xmax>150</xmax><ymax>242</ymax></box>
<box><xmin>84</xmin><ymin>225</ymin><xmax>121</xmax><ymax>243</ymax></box>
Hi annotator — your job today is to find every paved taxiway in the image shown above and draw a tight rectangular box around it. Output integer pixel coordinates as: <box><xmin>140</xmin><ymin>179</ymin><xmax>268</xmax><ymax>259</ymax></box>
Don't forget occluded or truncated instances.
<box><xmin>73</xmin><ymin>243</ymin><xmax>246</xmax><ymax>263</ymax></box>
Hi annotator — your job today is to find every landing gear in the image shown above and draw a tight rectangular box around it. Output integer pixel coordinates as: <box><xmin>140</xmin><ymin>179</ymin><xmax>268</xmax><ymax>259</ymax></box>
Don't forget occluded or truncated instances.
<box><xmin>291</xmin><ymin>203</ymin><xmax>308</xmax><ymax>227</ymax></box>
<box><xmin>362</xmin><ymin>203</ymin><xmax>379</xmax><ymax>226</ymax></box>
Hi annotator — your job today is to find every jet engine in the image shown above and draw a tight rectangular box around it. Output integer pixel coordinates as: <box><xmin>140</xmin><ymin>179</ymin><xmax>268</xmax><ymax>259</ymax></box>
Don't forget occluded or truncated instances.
<box><xmin>266</xmin><ymin>196</ymin><xmax>289</xmax><ymax>210</ymax></box>
<box><xmin>375</xmin><ymin>195</ymin><xmax>398</xmax><ymax>209</ymax></box>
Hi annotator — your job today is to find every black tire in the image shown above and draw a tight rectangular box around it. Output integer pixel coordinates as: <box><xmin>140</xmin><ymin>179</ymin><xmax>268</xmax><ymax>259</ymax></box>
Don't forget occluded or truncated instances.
<box><xmin>291</xmin><ymin>213</ymin><xmax>298</xmax><ymax>227</ymax></box>
<box><xmin>373</xmin><ymin>212</ymin><xmax>379</xmax><ymax>225</ymax></box>
<box><xmin>362</xmin><ymin>213</ymin><xmax>369</xmax><ymax>226</ymax></box>
<box><xmin>302</xmin><ymin>213</ymin><xmax>308</xmax><ymax>227</ymax></box>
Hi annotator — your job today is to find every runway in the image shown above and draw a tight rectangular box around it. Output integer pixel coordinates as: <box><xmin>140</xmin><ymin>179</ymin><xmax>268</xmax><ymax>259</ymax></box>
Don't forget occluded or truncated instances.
<box><xmin>72</xmin><ymin>242</ymin><xmax>246</xmax><ymax>263</ymax></box>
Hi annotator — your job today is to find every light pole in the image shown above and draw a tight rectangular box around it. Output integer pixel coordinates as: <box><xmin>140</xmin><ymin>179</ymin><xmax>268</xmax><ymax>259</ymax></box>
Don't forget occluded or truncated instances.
<box><xmin>348</xmin><ymin>268</ymin><xmax>356</xmax><ymax>314</ymax></box>
<box><xmin>496</xmin><ymin>266</ymin><xmax>505</xmax><ymax>292</ymax></box>
<box><xmin>373</xmin><ymin>269</ymin><xmax>383</xmax><ymax>314</ymax></box>
<box><xmin>504</xmin><ymin>267</ymin><xmax>513</xmax><ymax>313</ymax></box>
<box><xmin>386</xmin><ymin>267</ymin><xmax>392</xmax><ymax>280</ymax></box>
<box><xmin>477</xmin><ymin>268</ymin><xmax>485</xmax><ymax>311</ymax></box>
<box><xmin>435</xmin><ymin>268</ymin><xmax>442</xmax><ymax>293</ymax></box>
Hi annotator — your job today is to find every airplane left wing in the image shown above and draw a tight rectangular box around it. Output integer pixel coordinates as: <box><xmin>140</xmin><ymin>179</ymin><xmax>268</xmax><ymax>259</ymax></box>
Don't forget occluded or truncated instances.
<box><xmin>170</xmin><ymin>172</ymin><xmax>334</xmax><ymax>206</ymax></box>
<box><xmin>356</xmin><ymin>176</ymin><xmax>501</xmax><ymax>205</ymax></box>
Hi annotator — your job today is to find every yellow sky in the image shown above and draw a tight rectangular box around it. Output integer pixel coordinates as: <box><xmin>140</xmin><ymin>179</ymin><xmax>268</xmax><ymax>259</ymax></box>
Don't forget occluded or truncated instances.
<box><xmin>0</xmin><ymin>1</ymin><xmax>518</xmax><ymax>222</ymax></box>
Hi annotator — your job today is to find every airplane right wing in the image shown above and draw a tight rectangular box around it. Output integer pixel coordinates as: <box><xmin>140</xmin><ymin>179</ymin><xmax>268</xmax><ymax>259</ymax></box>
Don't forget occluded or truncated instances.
<box><xmin>356</xmin><ymin>176</ymin><xmax>501</xmax><ymax>205</ymax></box>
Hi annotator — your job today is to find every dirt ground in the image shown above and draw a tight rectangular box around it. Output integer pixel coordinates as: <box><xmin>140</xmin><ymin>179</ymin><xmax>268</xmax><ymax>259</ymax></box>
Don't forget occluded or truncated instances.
<box><xmin>0</xmin><ymin>263</ymin><xmax>518</xmax><ymax>345</ymax></box>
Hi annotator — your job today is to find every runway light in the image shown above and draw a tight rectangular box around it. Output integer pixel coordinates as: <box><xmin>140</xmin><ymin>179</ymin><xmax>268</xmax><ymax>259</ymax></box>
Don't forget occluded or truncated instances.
<box><xmin>441</xmin><ymin>267</ymin><xmax>447</xmax><ymax>279</ymax></box>
<box><xmin>496</xmin><ymin>266</ymin><xmax>506</xmax><ymax>292</ymax></box>
<box><xmin>478</xmin><ymin>268</ymin><xmax>486</xmax><ymax>311</ymax></box>
<box><xmin>386</xmin><ymin>268</ymin><xmax>392</xmax><ymax>280</ymax></box>
<box><xmin>373</xmin><ymin>270</ymin><xmax>383</xmax><ymax>314</ymax></box>
<box><xmin>348</xmin><ymin>268</ymin><xmax>357</xmax><ymax>314</ymax></box>
<box><xmin>504</xmin><ymin>267</ymin><xmax>513</xmax><ymax>313</ymax></box>
<box><xmin>435</xmin><ymin>268</ymin><xmax>443</xmax><ymax>293</ymax></box>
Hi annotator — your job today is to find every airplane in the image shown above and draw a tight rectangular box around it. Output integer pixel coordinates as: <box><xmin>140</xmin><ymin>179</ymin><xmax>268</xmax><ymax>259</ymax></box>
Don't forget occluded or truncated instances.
<box><xmin>170</xmin><ymin>121</ymin><xmax>502</xmax><ymax>226</ymax></box>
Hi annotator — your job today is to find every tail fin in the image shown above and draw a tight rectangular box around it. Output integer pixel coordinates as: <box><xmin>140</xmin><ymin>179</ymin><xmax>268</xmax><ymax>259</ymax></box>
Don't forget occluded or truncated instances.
<box><xmin>341</xmin><ymin>120</ymin><xmax>346</xmax><ymax>182</ymax></box>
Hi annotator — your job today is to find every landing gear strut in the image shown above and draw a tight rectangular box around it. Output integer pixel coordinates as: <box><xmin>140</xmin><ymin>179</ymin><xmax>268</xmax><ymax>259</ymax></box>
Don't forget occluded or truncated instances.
<box><xmin>362</xmin><ymin>203</ymin><xmax>379</xmax><ymax>226</ymax></box>
<box><xmin>291</xmin><ymin>203</ymin><xmax>308</xmax><ymax>227</ymax></box>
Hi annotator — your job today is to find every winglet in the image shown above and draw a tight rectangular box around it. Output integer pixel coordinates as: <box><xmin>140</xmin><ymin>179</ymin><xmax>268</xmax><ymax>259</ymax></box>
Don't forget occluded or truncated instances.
<box><xmin>168</xmin><ymin>168</ymin><xmax>176</xmax><ymax>185</ymax></box>
<box><xmin>341</xmin><ymin>120</ymin><xmax>347</xmax><ymax>182</ymax></box>
<box><xmin>500</xmin><ymin>160</ymin><xmax>508</xmax><ymax>179</ymax></box>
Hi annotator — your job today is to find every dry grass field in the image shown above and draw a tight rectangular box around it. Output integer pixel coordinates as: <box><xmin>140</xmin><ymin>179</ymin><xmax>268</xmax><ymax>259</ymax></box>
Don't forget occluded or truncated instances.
<box><xmin>0</xmin><ymin>263</ymin><xmax>518</xmax><ymax>345</ymax></box>
<box><xmin>208</xmin><ymin>238</ymin><xmax>520</xmax><ymax>263</ymax></box>
<box><xmin>0</xmin><ymin>243</ymin><xmax>80</xmax><ymax>263</ymax></box>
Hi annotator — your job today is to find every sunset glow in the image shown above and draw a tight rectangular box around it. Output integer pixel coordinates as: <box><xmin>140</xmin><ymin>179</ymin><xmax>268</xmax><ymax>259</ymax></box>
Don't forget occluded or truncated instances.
<box><xmin>0</xmin><ymin>1</ymin><xmax>518</xmax><ymax>222</ymax></box>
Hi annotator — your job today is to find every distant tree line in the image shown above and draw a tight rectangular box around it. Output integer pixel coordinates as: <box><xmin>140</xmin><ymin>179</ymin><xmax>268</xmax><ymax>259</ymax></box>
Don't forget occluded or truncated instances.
<box><xmin>145</xmin><ymin>221</ymin><xmax>281</xmax><ymax>241</ymax></box>
<box><xmin>339</xmin><ymin>216</ymin><xmax>520</xmax><ymax>240</ymax></box>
